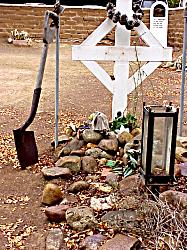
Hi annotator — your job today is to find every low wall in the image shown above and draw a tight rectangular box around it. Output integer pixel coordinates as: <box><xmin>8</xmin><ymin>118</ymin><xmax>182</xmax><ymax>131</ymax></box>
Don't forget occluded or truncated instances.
<box><xmin>0</xmin><ymin>4</ymin><xmax>184</xmax><ymax>48</ymax></box>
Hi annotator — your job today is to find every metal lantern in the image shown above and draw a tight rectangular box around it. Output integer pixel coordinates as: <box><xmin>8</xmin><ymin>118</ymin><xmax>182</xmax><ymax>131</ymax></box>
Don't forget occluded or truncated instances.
<box><xmin>140</xmin><ymin>103</ymin><xmax>179</xmax><ymax>186</ymax></box>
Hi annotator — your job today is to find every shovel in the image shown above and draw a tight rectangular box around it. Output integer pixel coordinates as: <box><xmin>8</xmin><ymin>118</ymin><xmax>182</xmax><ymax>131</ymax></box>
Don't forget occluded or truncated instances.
<box><xmin>13</xmin><ymin>11</ymin><xmax>59</xmax><ymax>169</ymax></box>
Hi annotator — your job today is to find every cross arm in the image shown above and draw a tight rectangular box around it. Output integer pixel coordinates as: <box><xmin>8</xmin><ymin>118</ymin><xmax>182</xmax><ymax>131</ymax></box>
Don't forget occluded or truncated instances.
<box><xmin>72</xmin><ymin>45</ymin><xmax>172</xmax><ymax>62</ymax></box>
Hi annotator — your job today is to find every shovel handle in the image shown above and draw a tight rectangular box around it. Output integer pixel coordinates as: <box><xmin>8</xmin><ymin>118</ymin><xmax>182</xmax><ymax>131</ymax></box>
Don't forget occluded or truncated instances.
<box><xmin>20</xmin><ymin>88</ymin><xmax>41</xmax><ymax>131</ymax></box>
<box><xmin>20</xmin><ymin>43</ymin><xmax>49</xmax><ymax>131</ymax></box>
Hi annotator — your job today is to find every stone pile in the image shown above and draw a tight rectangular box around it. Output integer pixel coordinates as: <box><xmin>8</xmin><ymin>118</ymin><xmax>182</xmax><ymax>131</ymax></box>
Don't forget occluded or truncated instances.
<box><xmin>41</xmin><ymin>126</ymin><xmax>187</xmax><ymax>249</ymax></box>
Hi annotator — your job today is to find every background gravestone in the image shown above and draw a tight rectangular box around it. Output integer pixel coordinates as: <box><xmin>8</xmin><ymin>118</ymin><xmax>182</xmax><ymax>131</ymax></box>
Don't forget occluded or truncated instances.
<box><xmin>150</xmin><ymin>1</ymin><xmax>168</xmax><ymax>47</ymax></box>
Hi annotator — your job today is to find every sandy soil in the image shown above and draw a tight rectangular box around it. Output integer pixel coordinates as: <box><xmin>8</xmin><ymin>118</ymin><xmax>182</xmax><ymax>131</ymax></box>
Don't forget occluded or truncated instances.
<box><xmin>0</xmin><ymin>40</ymin><xmax>186</xmax><ymax>249</ymax></box>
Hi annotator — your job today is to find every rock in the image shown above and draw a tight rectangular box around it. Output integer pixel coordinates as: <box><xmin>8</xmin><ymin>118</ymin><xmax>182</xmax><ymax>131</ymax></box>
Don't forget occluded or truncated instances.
<box><xmin>117</xmin><ymin>131</ymin><xmax>133</xmax><ymax>146</ymax></box>
<box><xmin>174</xmin><ymin>163</ymin><xmax>181</xmax><ymax>177</ymax></box>
<box><xmin>105</xmin><ymin>173</ymin><xmax>119</xmax><ymax>189</ymax></box>
<box><xmin>85</xmin><ymin>148</ymin><xmax>103</xmax><ymax>158</ymax></box>
<box><xmin>159</xmin><ymin>190</ymin><xmax>187</xmax><ymax>209</ymax></box>
<box><xmin>101</xmin><ymin>209</ymin><xmax>142</xmax><ymax>231</ymax></box>
<box><xmin>46</xmin><ymin>228</ymin><xmax>67</xmax><ymax>250</ymax></box>
<box><xmin>122</xmin><ymin>153</ymin><xmax>128</xmax><ymax>166</ymax></box>
<box><xmin>70</xmin><ymin>149</ymin><xmax>85</xmax><ymax>156</ymax></box>
<box><xmin>66</xmin><ymin>206</ymin><xmax>97</xmax><ymax>231</ymax></box>
<box><xmin>42</xmin><ymin>167</ymin><xmax>72</xmax><ymax>179</ymax></box>
<box><xmin>107</xmin><ymin>131</ymin><xmax>117</xmax><ymax>140</ymax></box>
<box><xmin>119</xmin><ymin>147</ymin><xmax>124</xmax><ymax>157</ymax></box>
<box><xmin>68</xmin><ymin>181</ymin><xmax>90</xmax><ymax>193</ymax></box>
<box><xmin>58</xmin><ymin>138</ymin><xmax>85</xmax><ymax>156</ymax></box>
<box><xmin>97</xmin><ymin>184</ymin><xmax>112</xmax><ymax>193</ymax></box>
<box><xmin>90</xmin><ymin>196</ymin><xmax>114</xmax><ymax>211</ymax></box>
<box><xmin>131</xmin><ymin>127</ymin><xmax>141</xmax><ymax>137</ymax></box>
<box><xmin>51</xmin><ymin>134</ymin><xmax>70</xmax><ymax>147</ymax></box>
<box><xmin>98</xmin><ymin>138</ymin><xmax>118</xmax><ymax>153</ymax></box>
<box><xmin>175</xmin><ymin>147</ymin><xmax>187</xmax><ymax>162</ymax></box>
<box><xmin>98</xmin><ymin>158</ymin><xmax>107</xmax><ymax>166</ymax></box>
<box><xmin>82</xmin><ymin>156</ymin><xmax>98</xmax><ymax>173</ymax></box>
<box><xmin>87</xmin><ymin>143</ymin><xmax>98</xmax><ymax>149</ymax></box>
<box><xmin>61</xmin><ymin>194</ymin><xmax>79</xmax><ymax>205</ymax></box>
<box><xmin>99</xmin><ymin>234</ymin><xmax>141</xmax><ymax>250</ymax></box>
<box><xmin>42</xmin><ymin>183</ymin><xmax>63</xmax><ymax>206</ymax></box>
<box><xmin>55</xmin><ymin>156</ymin><xmax>81</xmax><ymax>173</ymax></box>
<box><xmin>82</xmin><ymin>129</ymin><xmax>103</xmax><ymax>144</ymax></box>
<box><xmin>124</xmin><ymin>140</ymin><xmax>141</xmax><ymax>152</ymax></box>
<box><xmin>80</xmin><ymin>234</ymin><xmax>106</xmax><ymax>250</ymax></box>
<box><xmin>178</xmin><ymin>162</ymin><xmax>187</xmax><ymax>176</ymax></box>
<box><xmin>85</xmin><ymin>175</ymin><xmax>100</xmax><ymax>182</ymax></box>
<box><xmin>101</xmin><ymin>167</ymin><xmax>113</xmax><ymax>177</ymax></box>
<box><xmin>45</xmin><ymin>205</ymin><xmax>70</xmax><ymax>222</ymax></box>
<box><xmin>117</xmin><ymin>195</ymin><xmax>142</xmax><ymax>210</ymax></box>
<box><xmin>100</xmin><ymin>151</ymin><xmax>114</xmax><ymax>159</ymax></box>
<box><xmin>176</xmin><ymin>136</ymin><xmax>187</xmax><ymax>148</ymax></box>
<box><xmin>119</xmin><ymin>174</ymin><xmax>144</xmax><ymax>196</ymax></box>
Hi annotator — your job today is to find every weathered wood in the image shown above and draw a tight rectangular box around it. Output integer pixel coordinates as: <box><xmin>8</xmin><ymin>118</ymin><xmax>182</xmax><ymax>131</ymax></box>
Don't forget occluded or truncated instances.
<box><xmin>72</xmin><ymin>46</ymin><xmax>172</xmax><ymax>61</ymax></box>
<box><xmin>82</xmin><ymin>61</ymin><xmax>113</xmax><ymax>93</ymax></box>
<box><xmin>72</xmin><ymin>0</ymin><xmax>172</xmax><ymax>119</ymax></box>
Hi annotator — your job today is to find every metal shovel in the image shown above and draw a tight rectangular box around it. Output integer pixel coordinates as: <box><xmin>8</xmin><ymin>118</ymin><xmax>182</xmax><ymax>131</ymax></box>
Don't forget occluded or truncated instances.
<box><xmin>13</xmin><ymin>11</ymin><xmax>59</xmax><ymax>169</ymax></box>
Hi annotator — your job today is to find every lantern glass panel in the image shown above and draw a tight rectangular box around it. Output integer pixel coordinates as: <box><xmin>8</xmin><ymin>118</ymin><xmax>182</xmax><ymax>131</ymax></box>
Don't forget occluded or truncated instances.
<box><xmin>142</xmin><ymin>113</ymin><xmax>149</xmax><ymax>172</ymax></box>
<box><xmin>151</xmin><ymin>116</ymin><xmax>173</xmax><ymax>176</ymax></box>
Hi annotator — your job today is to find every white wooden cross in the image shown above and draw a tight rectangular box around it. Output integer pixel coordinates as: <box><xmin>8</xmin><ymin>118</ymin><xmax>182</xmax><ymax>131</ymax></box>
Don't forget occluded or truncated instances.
<box><xmin>72</xmin><ymin>0</ymin><xmax>172</xmax><ymax>119</ymax></box>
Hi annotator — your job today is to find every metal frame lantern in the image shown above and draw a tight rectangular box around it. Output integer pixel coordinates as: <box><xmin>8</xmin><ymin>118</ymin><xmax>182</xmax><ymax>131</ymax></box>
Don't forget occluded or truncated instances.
<box><xmin>140</xmin><ymin>103</ymin><xmax>179</xmax><ymax>186</ymax></box>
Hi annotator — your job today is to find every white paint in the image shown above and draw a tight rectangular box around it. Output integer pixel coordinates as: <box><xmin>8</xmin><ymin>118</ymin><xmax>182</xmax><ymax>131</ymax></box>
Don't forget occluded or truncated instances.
<box><xmin>150</xmin><ymin>1</ymin><xmax>168</xmax><ymax>47</ymax></box>
<box><xmin>72</xmin><ymin>0</ymin><xmax>172</xmax><ymax>119</ymax></box>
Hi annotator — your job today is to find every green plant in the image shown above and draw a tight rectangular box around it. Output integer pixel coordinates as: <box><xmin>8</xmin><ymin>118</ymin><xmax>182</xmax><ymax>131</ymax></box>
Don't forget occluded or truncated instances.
<box><xmin>168</xmin><ymin>0</ymin><xmax>180</xmax><ymax>8</ymax></box>
<box><xmin>110</xmin><ymin>113</ymin><xmax>138</xmax><ymax>132</ymax></box>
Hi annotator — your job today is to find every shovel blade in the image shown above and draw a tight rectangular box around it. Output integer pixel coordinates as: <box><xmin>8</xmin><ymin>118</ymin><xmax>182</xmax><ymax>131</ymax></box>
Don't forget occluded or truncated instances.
<box><xmin>13</xmin><ymin>129</ymin><xmax>38</xmax><ymax>169</ymax></box>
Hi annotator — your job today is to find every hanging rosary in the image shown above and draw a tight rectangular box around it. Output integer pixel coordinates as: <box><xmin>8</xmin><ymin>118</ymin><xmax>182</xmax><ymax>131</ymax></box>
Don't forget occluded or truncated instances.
<box><xmin>106</xmin><ymin>1</ymin><xmax>144</xmax><ymax>30</ymax></box>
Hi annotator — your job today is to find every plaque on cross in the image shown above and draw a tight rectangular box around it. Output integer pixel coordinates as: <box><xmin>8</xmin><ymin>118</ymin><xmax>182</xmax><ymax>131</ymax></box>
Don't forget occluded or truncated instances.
<box><xmin>72</xmin><ymin>0</ymin><xmax>172</xmax><ymax>119</ymax></box>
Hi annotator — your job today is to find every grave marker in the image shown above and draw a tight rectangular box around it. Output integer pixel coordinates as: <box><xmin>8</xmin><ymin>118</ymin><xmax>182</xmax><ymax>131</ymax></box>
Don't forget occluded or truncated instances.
<box><xmin>150</xmin><ymin>1</ymin><xmax>168</xmax><ymax>47</ymax></box>
<box><xmin>72</xmin><ymin>0</ymin><xmax>172</xmax><ymax>119</ymax></box>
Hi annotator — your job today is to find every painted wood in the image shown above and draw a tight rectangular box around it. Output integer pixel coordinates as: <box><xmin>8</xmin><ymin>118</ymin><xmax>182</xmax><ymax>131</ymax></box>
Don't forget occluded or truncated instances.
<box><xmin>82</xmin><ymin>61</ymin><xmax>113</xmax><ymax>93</ymax></box>
<box><xmin>72</xmin><ymin>46</ymin><xmax>172</xmax><ymax>61</ymax></box>
<box><xmin>72</xmin><ymin>0</ymin><xmax>172</xmax><ymax>119</ymax></box>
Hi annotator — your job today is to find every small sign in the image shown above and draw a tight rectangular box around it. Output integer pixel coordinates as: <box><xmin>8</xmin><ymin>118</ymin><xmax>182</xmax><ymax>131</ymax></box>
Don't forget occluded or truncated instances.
<box><xmin>150</xmin><ymin>1</ymin><xmax>168</xmax><ymax>47</ymax></box>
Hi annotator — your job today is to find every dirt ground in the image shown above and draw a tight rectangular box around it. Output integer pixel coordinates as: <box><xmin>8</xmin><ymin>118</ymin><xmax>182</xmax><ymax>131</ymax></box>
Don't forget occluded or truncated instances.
<box><xmin>0</xmin><ymin>40</ymin><xmax>187</xmax><ymax>249</ymax></box>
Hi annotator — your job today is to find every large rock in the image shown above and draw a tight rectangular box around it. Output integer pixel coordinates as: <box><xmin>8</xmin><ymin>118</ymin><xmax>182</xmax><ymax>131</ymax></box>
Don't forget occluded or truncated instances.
<box><xmin>68</xmin><ymin>181</ymin><xmax>90</xmax><ymax>193</ymax></box>
<box><xmin>42</xmin><ymin>183</ymin><xmax>63</xmax><ymax>206</ymax></box>
<box><xmin>119</xmin><ymin>174</ymin><xmax>144</xmax><ymax>196</ymax></box>
<box><xmin>90</xmin><ymin>196</ymin><xmax>114</xmax><ymax>211</ymax></box>
<box><xmin>98</xmin><ymin>138</ymin><xmax>118</xmax><ymax>153</ymax></box>
<box><xmin>82</xmin><ymin>129</ymin><xmax>103</xmax><ymax>144</ymax></box>
<box><xmin>117</xmin><ymin>131</ymin><xmax>133</xmax><ymax>146</ymax></box>
<box><xmin>45</xmin><ymin>228</ymin><xmax>67</xmax><ymax>250</ymax></box>
<box><xmin>58</xmin><ymin>138</ymin><xmax>85</xmax><ymax>156</ymax></box>
<box><xmin>55</xmin><ymin>156</ymin><xmax>81</xmax><ymax>173</ymax></box>
<box><xmin>159</xmin><ymin>190</ymin><xmax>187</xmax><ymax>209</ymax></box>
<box><xmin>66</xmin><ymin>206</ymin><xmax>97</xmax><ymax>231</ymax></box>
<box><xmin>175</xmin><ymin>146</ymin><xmax>187</xmax><ymax>162</ymax></box>
<box><xmin>176</xmin><ymin>136</ymin><xmax>187</xmax><ymax>148</ymax></box>
<box><xmin>82</xmin><ymin>156</ymin><xmax>98</xmax><ymax>173</ymax></box>
<box><xmin>51</xmin><ymin>134</ymin><xmax>70</xmax><ymax>147</ymax></box>
<box><xmin>105</xmin><ymin>173</ymin><xmax>119</xmax><ymax>189</ymax></box>
<box><xmin>131</xmin><ymin>128</ymin><xmax>141</xmax><ymax>138</ymax></box>
<box><xmin>101</xmin><ymin>209</ymin><xmax>142</xmax><ymax>231</ymax></box>
<box><xmin>85</xmin><ymin>148</ymin><xmax>103</xmax><ymax>158</ymax></box>
<box><xmin>99</xmin><ymin>234</ymin><xmax>141</xmax><ymax>250</ymax></box>
<box><xmin>85</xmin><ymin>148</ymin><xmax>113</xmax><ymax>159</ymax></box>
<box><xmin>42</xmin><ymin>167</ymin><xmax>72</xmax><ymax>179</ymax></box>
<box><xmin>79</xmin><ymin>234</ymin><xmax>106</xmax><ymax>250</ymax></box>
<box><xmin>45</xmin><ymin>204</ymin><xmax>70</xmax><ymax>222</ymax></box>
